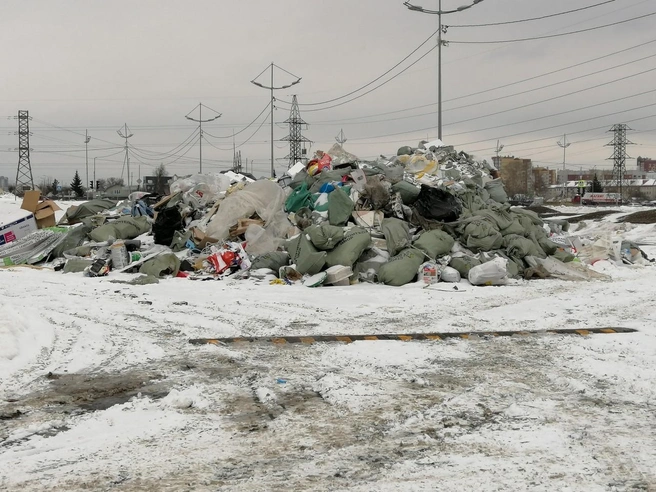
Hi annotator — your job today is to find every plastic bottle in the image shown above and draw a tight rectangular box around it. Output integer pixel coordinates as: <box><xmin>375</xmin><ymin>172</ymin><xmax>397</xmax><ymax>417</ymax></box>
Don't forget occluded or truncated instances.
<box><xmin>110</xmin><ymin>240</ymin><xmax>130</xmax><ymax>269</ymax></box>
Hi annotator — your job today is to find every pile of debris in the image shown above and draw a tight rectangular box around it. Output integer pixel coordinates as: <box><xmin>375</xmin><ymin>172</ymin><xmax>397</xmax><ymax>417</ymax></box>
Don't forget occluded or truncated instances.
<box><xmin>1</xmin><ymin>141</ymin><xmax>652</xmax><ymax>286</ymax></box>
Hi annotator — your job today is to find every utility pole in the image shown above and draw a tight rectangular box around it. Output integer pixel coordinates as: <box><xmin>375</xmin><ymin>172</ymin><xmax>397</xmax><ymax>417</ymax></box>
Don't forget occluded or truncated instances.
<box><xmin>404</xmin><ymin>0</ymin><xmax>485</xmax><ymax>141</ymax></box>
<box><xmin>251</xmin><ymin>63</ymin><xmax>301</xmax><ymax>178</ymax></box>
<box><xmin>85</xmin><ymin>130</ymin><xmax>91</xmax><ymax>197</ymax></box>
<box><xmin>606</xmin><ymin>124</ymin><xmax>633</xmax><ymax>201</ymax></box>
<box><xmin>557</xmin><ymin>134</ymin><xmax>571</xmax><ymax>197</ymax></box>
<box><xmin>117</xmin><ymin>124</ymin><xmax>133</xmax><ymax>192</ymax></box>
<box><xmin>185</xmin><ymin>103</ymin><xmax>222</xmax><ymax>174</ymax></box>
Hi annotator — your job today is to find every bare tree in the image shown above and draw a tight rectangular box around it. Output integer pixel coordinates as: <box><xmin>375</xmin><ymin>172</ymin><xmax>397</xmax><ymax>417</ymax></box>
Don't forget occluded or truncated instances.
<box><xmin>154</xmin><ymin>164</ymin><xmax>169</xmax><ymax>195</ymax></box>
<box><xmin>104</xmin><ymin>177</ymin><xmax>124</xmax><ymax>189</ymax></box>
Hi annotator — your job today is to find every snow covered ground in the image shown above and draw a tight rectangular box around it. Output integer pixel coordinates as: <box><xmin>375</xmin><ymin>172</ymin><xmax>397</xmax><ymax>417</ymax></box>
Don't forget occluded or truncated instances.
<box><xmin>1</xmin><ymin>195</ymin><xmax>656</xmax><ymax>491</ymax></box>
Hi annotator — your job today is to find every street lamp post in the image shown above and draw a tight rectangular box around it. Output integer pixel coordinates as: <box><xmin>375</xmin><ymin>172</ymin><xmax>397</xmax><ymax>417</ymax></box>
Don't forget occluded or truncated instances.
<box><xmin>251</xmin><ymin>63</ymin><xmax>301</xmax><ymax>178</ymax></box>
<box><xmin>403</xmin><ymin>0</ymin><xmax>485</xmax><ymax>140</ymax></box>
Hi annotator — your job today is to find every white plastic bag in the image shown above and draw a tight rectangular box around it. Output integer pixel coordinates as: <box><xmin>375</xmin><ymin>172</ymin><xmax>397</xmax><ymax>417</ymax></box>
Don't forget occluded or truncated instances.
<box><xmin>468</xmin><ymin>257</ymin><xmax>508</xmax><ymax>286</ymax></box>
<box><xmin>440</xmin><ymin>266</ymin><xmax>461</xmax><ymax>283</ymax></box>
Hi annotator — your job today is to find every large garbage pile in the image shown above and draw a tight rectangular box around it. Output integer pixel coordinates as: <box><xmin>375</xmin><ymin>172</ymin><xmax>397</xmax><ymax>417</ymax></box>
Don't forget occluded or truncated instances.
<box><xmin>1</xmin><ymin>141</ymin><xmax>652</xmax><ymax>286</ymax></box>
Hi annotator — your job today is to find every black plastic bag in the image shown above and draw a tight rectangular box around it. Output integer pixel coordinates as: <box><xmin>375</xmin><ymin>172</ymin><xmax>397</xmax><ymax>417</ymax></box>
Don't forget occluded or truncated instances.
<box><xmin>153</xmin><ymin>206</ymin><xmax>184</xmax><ymax>246</ymax></box>
<box><xmin>413</xmin><ymin>185</ymin><xmax>462</xmax><ymax>222</ymax></box>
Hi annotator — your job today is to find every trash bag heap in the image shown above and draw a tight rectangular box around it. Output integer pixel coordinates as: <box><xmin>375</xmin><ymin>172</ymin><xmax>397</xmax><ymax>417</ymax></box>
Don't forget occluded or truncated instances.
<box><xmin>2</xmin><ymin>141</ymin><xmax>652</xmax><ymax>286</ymax></box>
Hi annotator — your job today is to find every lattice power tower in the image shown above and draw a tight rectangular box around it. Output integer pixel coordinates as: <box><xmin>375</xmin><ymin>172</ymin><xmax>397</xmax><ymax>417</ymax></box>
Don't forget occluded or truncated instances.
<box><xmin>282</xmin><ymin>95</ymin><xmax>311</xmax><ymax>169</ymax></box>
<box><xmin>606</xmin><ymin>124</ymin><xmax>633</xmax><ymax>199</ymax></box>
<box><xmin>15</xmin><ymin>110</ymin><xmax>34</xmax><ymax>194</ymax></box>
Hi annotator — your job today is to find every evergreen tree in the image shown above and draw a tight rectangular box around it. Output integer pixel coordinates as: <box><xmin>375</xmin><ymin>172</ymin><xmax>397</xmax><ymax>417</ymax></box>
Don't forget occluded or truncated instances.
<box><xmin>70</xmin><ymin>171</ymin><xmax>84</xmax><ymax>197</ymax></box>
<box><xmin>592</xmin><ymin>174</ymin><xmax>604</xmax><ymax>193</ymax></box>
<box><xmin>50</xmin><ymin>179</ymin><xmax>59</xmax><ymax>195</ymax></box>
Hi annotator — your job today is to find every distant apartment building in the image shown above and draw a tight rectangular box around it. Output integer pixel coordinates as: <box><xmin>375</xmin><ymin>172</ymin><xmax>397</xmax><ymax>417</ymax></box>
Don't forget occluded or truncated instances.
<box><xmin>493</xmin><ymin>156</ymin><xmax>533</xmax><ymax>196</ymax></box>
<box><xmin>532</xmin><ymin>166</ymin><xmax>557</xmax><ymax>193</ymax></box>
<box><xmin>0</xmin><ymin>176</ymin><xmax>9</xmax><ymax>191</ymax></box>
<box><xmin>637</xmin><ymin>157</ymin><xmax>656</xmax><ymax>173</ymax></box>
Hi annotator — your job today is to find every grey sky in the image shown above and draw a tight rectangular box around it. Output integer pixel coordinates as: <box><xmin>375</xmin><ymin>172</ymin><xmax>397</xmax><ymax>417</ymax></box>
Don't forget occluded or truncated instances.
<box><xmin>1</xmin><ymin>0</ymin><xmax>654</xmax><ymax>186</ymax></box>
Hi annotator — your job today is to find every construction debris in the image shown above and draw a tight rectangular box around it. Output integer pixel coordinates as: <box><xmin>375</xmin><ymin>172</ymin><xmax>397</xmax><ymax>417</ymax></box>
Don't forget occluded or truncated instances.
<box><xmin>1</xmin><ymin>142</ymin><xmax>652</xmax><ymax>284</ymax></box>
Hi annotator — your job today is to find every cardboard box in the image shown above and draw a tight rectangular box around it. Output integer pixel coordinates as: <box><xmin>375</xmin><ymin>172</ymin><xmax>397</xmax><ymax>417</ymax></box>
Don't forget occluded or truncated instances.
<box><xmin>190</xmin><ymin>227</ymin><xmax>220</xmax><ymax>250</ymax></box>
<box><xmin>20</xmin><ymin>190</ymin><xmax>61</xmax><ymax>229</ymax></box>
<box><xmin>0</xmin><ymin>209</ymin><xmax>37</xmax><ymax>246</ymax></box>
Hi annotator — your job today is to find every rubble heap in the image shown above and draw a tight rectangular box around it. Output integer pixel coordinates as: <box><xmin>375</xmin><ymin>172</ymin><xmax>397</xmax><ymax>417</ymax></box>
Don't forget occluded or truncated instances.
<box><xmin>1</xmin><ymin>141</ymin><xmax>651</xmax><ymax>286</ymax></box>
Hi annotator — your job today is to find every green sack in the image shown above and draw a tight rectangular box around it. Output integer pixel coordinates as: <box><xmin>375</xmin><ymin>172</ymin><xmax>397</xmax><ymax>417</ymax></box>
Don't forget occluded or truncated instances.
<box><xmin>170</xmin><ymin>230</ymin><xmax>192</xmax><ymax>252</ymax></box>
<box><xmin>305</xmin><ymin>224</ymin><xmax>345</xmax><ymax>251</ymax></box>
<box><xmin>484</xmin><ymin>178</ymin><xmax>508</xmax><ymax>203</ymax></box>
<box><xmin>139</xmin><ymin>253</ymin><xmax>180</xmax><ymax>278</ymax></box>
<box><xmin>449</xmin><ymin>256</ymin><xmax>482</xmax><ymax>277</ymax></box>
<box><xmin>511</xmin><ymin>207</ymin><xmax>543</xmax><ymax>226</ymax></box>
<box><xmin>413</xmin><ymin>229</ymin><xmax>455</xmax><ymax>260</ymax></box>
<box><xmin>392</xmin><ymin>181</ymin><xmax>420</xmax><ymax>205</ymax></box>
<box><xmin>63</xmin><ymin>258</ymin><xmax>94</xmax><ymax>273</ymax></box>
<box><xmin>51</xmin><ymin>224</ymin><xmax>93</xmax><ymax>258</ymax></box>
<box><xmin>250</xmin><ymin>251</ymin><xmax>290</xmax><ymax>272</ymax></box>
<box><xmin>538</xmin><ymin>236</ymin><xmax>559</xmax><ymax>256</ymax></box>
<box><xmin>462</xmin><ymin>219</ymin><xmax>503</xmax><ymax>252</ymax></box>
<box><xmin>475</xmin><ymin>207</ymin><xmax>514</xmax><ymax>230</ymax></box>
<box><xmin>551</xmin><ymin>250</ymin><xmax>575</xmax><ymax>263</ymax></box>
<box><xmin>89</xmin><ymin>216</ymin><xmax>151</xmax><ymax>242</ymax></box>
<box><xmin>325</xmin><ymin>227</ymin><xmax>371</xmax><ymax>268</ymax></box>
<box><xmin>328</xmin><ymin>187</ymin><xmax>354</xmax><ymax>226</ymax></box>
<box><xmin>287</xmin><ymin>234</ymin><xmax>326</xmax><ymax>275</ymax></box>
<box><xmin>503</xmin><ymin>234</ymin><xmax>545</xmax><ymax>260</ymax></box>
<box><xmin>501</xmin><ymin>218</ymin><xmax>526</xmax><ymax>236</ymax></box>
<box><xmin>377</xmin><ymin>248</ymin><xmax>425</xmax><ymax>286</ymax></box>
<box><xmin>285</xmin><ymin>182</ymin><xmax>313</xmax><ymax>213</ymax></box>
<box><xmin>381</xmin><ymin>218</ymin><xmax>410</xmax><ymax>257</ymax></box>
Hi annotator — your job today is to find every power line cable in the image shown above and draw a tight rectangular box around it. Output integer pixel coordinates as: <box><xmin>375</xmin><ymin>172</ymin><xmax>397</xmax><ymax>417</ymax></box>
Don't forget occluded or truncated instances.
<box><xmin>457</xmin><ymin>109</ymin><xmax>656</xmax><ymax>147</ymax></box>
<box><xmin>448</xmin><ymin>0</ymin><xmax>616</xmax><ymax>27</ymax></box>
<box><xmin>309</xmin><ymin>38</ymin><xmax>656</xmax><ymax>124</ymax></box>
<box><xmin>203</xmin><ymin>101</ymin><xmax>271</xmax><ymax>139</ymax></box>
<box><xmin>129</xmin><ymin>128</ymin><xmax>200</xmax><ymax>160</ymax></box>
<box><xmin>278</xmin><ymin>28</ymin><xmax>440</xmax><ymax>107</ymax></box>
<box><xmin>449</xmin><ymin>11</ymin><xmax>656</xmax><ymax>44</ymax></box>
<box><xmin>446</xmin><ymin>73</ymin><xmax>656</xmax><ymax>131</ymax></box>
<box><xmin>277</xmin><ymin>44</ymin><xmax>437</xmax><ymax>113</ymax></box>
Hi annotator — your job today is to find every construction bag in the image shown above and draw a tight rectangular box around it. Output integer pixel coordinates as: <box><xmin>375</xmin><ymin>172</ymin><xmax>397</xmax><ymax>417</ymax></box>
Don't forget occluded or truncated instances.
<box><xmin>413</xmin><ymin>229</ymin><xmax>455</xmax><ymax>260</ymax></box>
<box><xmin>381</xmin><ymin>218</ymin><xmax>410</xmax><ymax>257</ymax></box>
<box><xmin>392</xmin><ymin>180</ymin><xmax>420</xmax><ymax>205</ymax></box>
<box><xmin>305</xmin><ymin>224</ymin><xmax>345</xmax><ymax>251</ymax></box>
<box><xmin>89</xmin><ymin>216</ymin><xmax>151</xmax><ymax>242</ymax></box>
<box><xmin>484</xmin><ymin>178</ymin><xmax>508</xmax><ymax>204</ymax></box>
<box><xmin>328</xmin><ymin>187</ymin><xmax>354</xmax><ymax>226</ymax></box>
<box><xmin>287</xmin><ymin>234</ymin><xmax>326</xmax><ymax>275</ymax></box>
<box><xmin>377</xmin><ymin>248</ymin><xmax>425</xmax><ymax>286</ymax></box>
<box><xmin>250</xmin><ymin>251</ymin><xmax>290</xmax><ymax>273</ymax></box>
<box><xmin>325</xmin><ymin>227</ymin><xmax>371</xmax><ymax>268</ymax></box>
<box><xmin>449</xmin><ymin>255</ymin><xmax>482</xmax><ymax>278</ymax></box>
<box><xmin>139</xmin><ymin>253</ymin><xmax>181</xmax><ymax>278</ymax></box>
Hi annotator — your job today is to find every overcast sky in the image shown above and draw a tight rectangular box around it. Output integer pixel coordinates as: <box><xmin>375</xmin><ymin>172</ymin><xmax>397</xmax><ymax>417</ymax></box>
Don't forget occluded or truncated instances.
<box><xmin>1</xmin><ymin>0</ymin><xmax>654</xmax><ymax>187</ymax></box>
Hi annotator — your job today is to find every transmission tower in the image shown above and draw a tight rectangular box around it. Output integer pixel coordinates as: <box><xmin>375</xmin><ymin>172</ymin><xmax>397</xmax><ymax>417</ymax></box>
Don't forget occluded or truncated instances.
<box><xmin>15</xmin><ymin>110</ymin><xmax>33</xmax><ymax>194</ymax></box>
<box><xmin>282</xmin><ymin>95</ymin><xmax>311</xmax><ymax>169</ymax></box>
<box><xmin>335</xmin><ymin>129</ymin><xmax>347</xmax><ymax>148</ymax></box>
<box><xmin>606</xmin><ymin>124</ymin><xmax>633</xmax><ymax>199</ymax></box>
